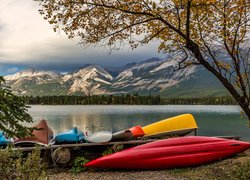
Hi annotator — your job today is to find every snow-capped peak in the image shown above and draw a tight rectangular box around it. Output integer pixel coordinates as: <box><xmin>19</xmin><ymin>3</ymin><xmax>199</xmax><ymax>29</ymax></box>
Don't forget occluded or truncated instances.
<box><xmin>61</xmin><ymin>64</ymin><xmax>114</xmax><ymax>95</ymax></box>
<box><xmin>5</xmin><ymin>68</ymin><xmax>60</xmax><ymax>81</ymax></box>
<box><xmin>3</xmin><ymin>57</ymin><xmax>212</xmax><ymax>97</ymax></box>
<box><xmin>116</xmin><ymin>58</ymin><xmax>164</xmax><ymax>80</ymax></box>
<box><xmin>63</xmin><ymin>64</ymin><xmax>113</xmax><ymax>82</ymax></box>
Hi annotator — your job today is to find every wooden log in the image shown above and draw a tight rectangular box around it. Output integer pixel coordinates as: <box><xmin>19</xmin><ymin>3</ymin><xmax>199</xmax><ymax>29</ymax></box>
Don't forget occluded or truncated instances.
<box><xmin>3</xmin><ymin>136</ymin><xmax>242</xmax><ymax>152</ymax></box>
<box><xmin>9</xmin><ymin>139</ymin><xmax>156</xmax><ymax>152</ymax></box>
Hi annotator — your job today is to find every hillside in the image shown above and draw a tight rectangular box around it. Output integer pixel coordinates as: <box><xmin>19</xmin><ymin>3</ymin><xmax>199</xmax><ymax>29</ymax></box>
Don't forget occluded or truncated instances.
<box><xmin>4</xmin><ymin>58</ymin><xmax>228</xmax><ymax>97</ymax></box>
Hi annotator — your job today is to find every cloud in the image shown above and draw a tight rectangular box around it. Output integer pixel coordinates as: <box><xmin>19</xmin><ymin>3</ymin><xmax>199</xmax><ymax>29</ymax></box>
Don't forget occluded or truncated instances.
<box><xmin>0</xmin><ymin>0</ymin><xmax>161</xmax><ymax>73</ymax></box>
<box><xmin>0</xmin><ymin>0</ymin><xmax>65</xmax><ymax>62</ymax></box>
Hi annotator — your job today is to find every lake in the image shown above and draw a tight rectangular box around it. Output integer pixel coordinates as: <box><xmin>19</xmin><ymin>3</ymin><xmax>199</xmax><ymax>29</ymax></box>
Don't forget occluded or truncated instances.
<box><xmin>27</xmin><ymin>105</ymin><xmax>250</xmax><ymax>141</ymax></box>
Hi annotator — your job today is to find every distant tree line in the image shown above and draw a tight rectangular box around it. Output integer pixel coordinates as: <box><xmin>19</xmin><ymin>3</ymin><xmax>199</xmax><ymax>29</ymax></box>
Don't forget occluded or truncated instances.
<box><xmin>164</xmin><ymin>97</ymin><xmax>236</xmax><ymax>105</ymax></box>
<box><xmin>24</xmin><ymin>94</ymin><xmax>237</xmax><ymax>105</ymax></box>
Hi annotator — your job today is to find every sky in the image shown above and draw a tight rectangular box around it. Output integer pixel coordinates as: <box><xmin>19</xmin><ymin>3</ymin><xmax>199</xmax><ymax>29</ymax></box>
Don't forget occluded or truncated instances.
<box><xmin>0</xmin><ymin>0</ymin><xmax>162</xmax><ymax>76</ymax></box>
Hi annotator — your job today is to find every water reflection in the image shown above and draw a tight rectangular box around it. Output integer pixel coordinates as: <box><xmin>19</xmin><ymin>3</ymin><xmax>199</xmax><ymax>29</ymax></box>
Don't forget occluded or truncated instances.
<box><xmin>27</xmin><ymin>105</ymin><xmax>250</xmax><ymax>141</ymax></box>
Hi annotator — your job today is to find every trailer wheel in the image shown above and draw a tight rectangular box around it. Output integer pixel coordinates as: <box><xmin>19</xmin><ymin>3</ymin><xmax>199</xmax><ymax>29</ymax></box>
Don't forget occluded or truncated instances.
<box><xmin>52</xmin><ymin>147</ymin><xmax>71</xmax><ymax>165</ymax></box>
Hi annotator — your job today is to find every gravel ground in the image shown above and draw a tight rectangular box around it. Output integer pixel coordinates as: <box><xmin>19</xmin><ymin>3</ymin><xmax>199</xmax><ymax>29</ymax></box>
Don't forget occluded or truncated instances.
<box><xmin>49</xmin><ymin>170</ymin><xmax>183</xmax><ymax>180</ymax></box>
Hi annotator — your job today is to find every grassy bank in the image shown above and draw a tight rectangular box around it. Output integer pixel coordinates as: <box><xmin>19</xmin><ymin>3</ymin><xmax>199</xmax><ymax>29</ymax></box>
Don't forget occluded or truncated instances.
<box><xmin>48</xmin><ymin>150</ymin><xmax>250</xmax><ymax>180</ymax></box>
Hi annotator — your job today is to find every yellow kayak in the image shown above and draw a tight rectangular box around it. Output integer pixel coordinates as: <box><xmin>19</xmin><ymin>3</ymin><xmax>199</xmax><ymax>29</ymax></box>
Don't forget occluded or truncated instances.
<box><xmin>142</xmin><ymin>114</ymin><xmax>198</xmax><ymax>138</ymax></box>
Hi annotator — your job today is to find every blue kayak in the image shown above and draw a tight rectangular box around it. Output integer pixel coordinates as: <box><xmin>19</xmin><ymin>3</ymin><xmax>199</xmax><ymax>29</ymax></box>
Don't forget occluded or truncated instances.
<box><xmin>0</xmin><ymin>131</ymin><xmax>11</xmax><ymax>147</ymax></box>
<box><xmin>52</xmin><ymin>127</ymin><xmax>85</xmax><ymax>144</ymax></box>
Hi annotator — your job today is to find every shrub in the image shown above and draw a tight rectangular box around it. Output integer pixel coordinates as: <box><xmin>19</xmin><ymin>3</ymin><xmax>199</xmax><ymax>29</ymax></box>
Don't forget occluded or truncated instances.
<box><xmin>102</xmin><ymin>147</ymin><xmax>113</xmax><ymax>156</ymax></box>
<box><xmin>102</xmin><ymin>144</ymin><xmax>124</xmax><ymax>156</ymax></box>
<box><xmin>70</xmin><ymin>157</ymin><xmax>89</xmax><ymax>173</ymax></box>
<box><xmin>0</xmin><ymin>146</ymin><xmax>47</xmax><ymax>179</ymax></box>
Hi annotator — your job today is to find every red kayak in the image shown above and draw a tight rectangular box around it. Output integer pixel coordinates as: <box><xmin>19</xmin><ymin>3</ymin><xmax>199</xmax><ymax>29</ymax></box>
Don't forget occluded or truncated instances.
<box><xmin>85</xmin><ymin>136</ymin><xmax>250</xmax><ymax>169</ymax></box>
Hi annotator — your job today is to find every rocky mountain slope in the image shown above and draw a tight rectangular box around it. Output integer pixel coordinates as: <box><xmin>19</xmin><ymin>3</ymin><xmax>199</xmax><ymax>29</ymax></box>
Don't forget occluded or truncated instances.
<box><xmin>4</xmin><ymin>58</ymin><xmax>228</xmax><ymax>97</ymax></box>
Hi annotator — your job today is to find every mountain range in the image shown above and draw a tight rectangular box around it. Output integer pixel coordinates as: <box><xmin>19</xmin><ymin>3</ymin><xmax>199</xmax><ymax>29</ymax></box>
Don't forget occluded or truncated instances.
<box><xmin>4</xmin><ymin>57</ymin><xmax>229</xmax><ymax>97</ymax></box>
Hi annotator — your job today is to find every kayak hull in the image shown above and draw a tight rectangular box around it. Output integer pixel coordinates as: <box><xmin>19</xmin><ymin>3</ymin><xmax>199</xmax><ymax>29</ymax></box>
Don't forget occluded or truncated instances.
<box><xmin>111</xmin><ymin>130</ymin><xmax>132</xmax><ymax>141</ymax></box>
<box><xmin>53</xmin><ymin>127</ymin><xmax>85</xmax><ymax>144</ymax></box>
<box><xmin>147</xmin><ymin>128</ymin><xmax>196</xmax><ymax>138</ymax></box>
<box><xmin>142</xmin><ymin>114</ymin><xmax>198</xmax><ymax>137</ymax></box>
<box><xmin>85</xmin><ymin>131</ymin><xmax>112</xmax><ymax>143</ymax></box>
<box><xmin>111</xmin><ymin>126</ymin><xmax>145</xmax><ymax>141</ymax></box>
<box><xmin>0</xmin><ymin>131</ymin><xmax>11</xmax><ymax>147</ymax></box>
<box><xmin>129</xmin><ymin>126</ymin><xmax>145</xmax><ymax>138</ymax></box>
<box><xmin>85</xmin><ymin>136</ymin><xmax>250</xmax><ymax>169</ymax></box>
<box><xmin>14</xmin><ymin>119</ymin><xmax>53</xmax><ymax>146</ymax></box>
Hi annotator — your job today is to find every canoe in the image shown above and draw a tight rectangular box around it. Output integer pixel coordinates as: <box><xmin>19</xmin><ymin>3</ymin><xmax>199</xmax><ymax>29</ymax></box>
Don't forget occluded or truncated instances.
<box><xmin>85</xmin><ymin>131</ymin><xmax>112</xmax><ymax>143</ymax></box>
<box><xmin>111</xmin><ymin>126</ymin><xmax>145</xmax><ymax>141</ymax></box>
<box><xmin>0</xmin><ymin>131</ymin><xmax>11</xmax><ymax>147</ymax></box>
<box><xmin>14</xmin><ymin>119</ymin><xmax>54</xmax><ymax>146</ymax></box>
<box><xmin>85</xmin><ymin>136</ymin><xmax>250</xmax><ymax>169</ymax></box>
<box><xmin>52</xmin><ymin>127</ymin><xmax>85</xmax><ymax>144</ymax></box>
<box><xmin>142</xmin><ymin>114</ymin><xmax>198</xmax><ymax>138</ymax></box>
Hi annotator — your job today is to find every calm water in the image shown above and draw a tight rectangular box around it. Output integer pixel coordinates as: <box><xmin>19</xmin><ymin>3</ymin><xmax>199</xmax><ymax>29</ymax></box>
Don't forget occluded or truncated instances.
<box><xmin>27</xmin><ymin>105</ymin><xmax>250</xmax><ymax>141</ymax></box>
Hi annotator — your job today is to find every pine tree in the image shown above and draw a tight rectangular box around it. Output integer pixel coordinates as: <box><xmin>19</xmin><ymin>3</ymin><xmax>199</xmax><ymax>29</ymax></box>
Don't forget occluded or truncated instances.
<box><xmin>0</xmin><ymin>76</ymin><xmax>33</xmax><ymax>138</ymax></box>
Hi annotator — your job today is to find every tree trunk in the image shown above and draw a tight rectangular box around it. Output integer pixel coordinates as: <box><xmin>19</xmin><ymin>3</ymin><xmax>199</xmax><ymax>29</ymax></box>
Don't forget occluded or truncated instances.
<box><xmin>187</xmin><ymin>41</ymin><xmax>250</xmax><ymax>121</ymax></box>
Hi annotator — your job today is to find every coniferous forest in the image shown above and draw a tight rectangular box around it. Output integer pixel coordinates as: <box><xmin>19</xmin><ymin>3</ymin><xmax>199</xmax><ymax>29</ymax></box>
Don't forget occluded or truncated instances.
<box><xmin>24</xmin><ymin>94</ymin><xmax>236</xmax><ymax>105</ymax></box>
